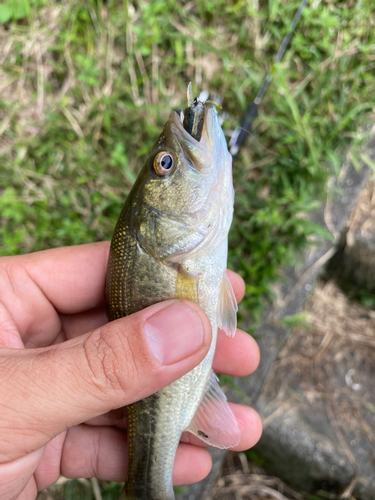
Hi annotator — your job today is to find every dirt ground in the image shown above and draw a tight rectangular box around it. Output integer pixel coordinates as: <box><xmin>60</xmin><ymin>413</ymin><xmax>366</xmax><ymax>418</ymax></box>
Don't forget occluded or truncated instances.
<box><xmin>264</xmin><ymin>278</ymin><xmax>375</xmax><ymax>440</ymax></box>
<box><xmin>210</xmin><ymin>452</ymin><xmax>306</xmax><ymax>500</ymax></box>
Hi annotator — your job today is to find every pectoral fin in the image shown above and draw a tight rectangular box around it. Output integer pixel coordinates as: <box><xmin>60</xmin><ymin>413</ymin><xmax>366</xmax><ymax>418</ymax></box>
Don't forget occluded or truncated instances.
<box><xmin>185</xmin><ymin>371</ymin><xmax>241</xmax><ymax>449</ymax></box>
<box><xmin>217</xmin><ymin>272</ymin><xmax>238</xmax><ymax>338</ymax></box>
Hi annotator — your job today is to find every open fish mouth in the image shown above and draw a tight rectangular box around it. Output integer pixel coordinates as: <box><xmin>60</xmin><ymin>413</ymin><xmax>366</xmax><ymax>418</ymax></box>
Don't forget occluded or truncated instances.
<box><xmin>171</xmin><ymin>83</ymin><xmax>212</xmax><ymax>149</ymax></box>
<box><xmin>169</xmin><ymin>101</ymin><xmax>224</xmax><ymax>166</ymax></box>
<box><xmin>182</xmin><ymin>83</ymin><xmax>205</xmax><ymax>141</ymax></box>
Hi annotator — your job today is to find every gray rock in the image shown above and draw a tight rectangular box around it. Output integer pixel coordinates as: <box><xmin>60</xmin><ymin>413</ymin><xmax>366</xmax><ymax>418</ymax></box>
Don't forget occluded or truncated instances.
<box><xmin>255</xmin><ymin>390</ymin><xmax>375</xmax><ymax>500</ymax></box>
<box><xmin>329</xmin><ymin>177</ymin><xmax>375</xmax><ymax>297</ymax></box>
<box><xmin>254</xmin><ymin>277</ymin><xmax>375</xmax><ymax>499</ymax></box>
<box><xmin>255</xmin><ymin>398</ymin><xmax>358</xmax><ymax>491</ymax></box>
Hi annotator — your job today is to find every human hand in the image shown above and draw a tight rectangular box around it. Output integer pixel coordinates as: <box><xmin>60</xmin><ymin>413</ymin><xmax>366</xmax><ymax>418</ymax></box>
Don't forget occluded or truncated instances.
<box><xmin>0</xmin><ymin>242</ymin><xmax>261</xmax><ymax>499</ymax></box>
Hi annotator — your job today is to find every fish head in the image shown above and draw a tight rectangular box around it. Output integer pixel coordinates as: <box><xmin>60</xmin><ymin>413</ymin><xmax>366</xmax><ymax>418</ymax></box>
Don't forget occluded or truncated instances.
<box><xmin>129</xmin><ymin>101</ymin><xmax>234</xmax><ymax>262</ymax></box>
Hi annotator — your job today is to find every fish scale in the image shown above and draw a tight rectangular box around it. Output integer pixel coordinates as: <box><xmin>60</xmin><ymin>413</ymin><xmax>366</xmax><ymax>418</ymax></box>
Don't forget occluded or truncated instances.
<box><xmin>106</xmin><ymin>90</ymin><xmax>239</xmax><ymax>500</ymax></box>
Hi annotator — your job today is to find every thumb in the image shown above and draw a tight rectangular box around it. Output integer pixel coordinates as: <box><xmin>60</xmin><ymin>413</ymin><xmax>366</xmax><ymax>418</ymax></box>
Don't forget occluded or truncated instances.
<box><xmin>0</xmin><ymin>300</ymin><xmax>212</xmax><ymax>462</ymax></box>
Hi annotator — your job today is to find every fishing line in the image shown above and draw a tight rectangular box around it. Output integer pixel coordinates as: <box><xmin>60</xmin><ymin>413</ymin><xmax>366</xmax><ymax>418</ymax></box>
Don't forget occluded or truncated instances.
<box><xmin>229</xmin><ymin>0</ymin><xmax>309</xmax><ymax>158</ymax></box>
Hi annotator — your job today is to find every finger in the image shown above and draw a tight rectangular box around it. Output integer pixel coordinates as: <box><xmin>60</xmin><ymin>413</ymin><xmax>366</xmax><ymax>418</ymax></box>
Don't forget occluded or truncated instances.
<box><xmin>2</xmin><ymin>242</ymin><xmax>110</xmax><ymax>317</ymax></box>
<box><xmin>226</xmin><ymin>269</ymin><xmax>245</xmax><ymax>303</ymax></box>
<box><xmin>84</xmin><ymin>408</ymin><xmax>128</xmax><ymax>429</ymax></box>
<box><xmin>17</xmin><ymin>305</ymin><xmax>108</xmax><ymax>348</ymax></box>
<box><xmin>0</xmin><ymin>244</ymin><xmax>109</xmax><ymax>347</ymax></box>
<box><xmin>57</xmin><ymin>425</ymin><xmax>211</xmax><ymax>486</ymax></box>
<box><xmin>0</xmin><ymin>300</ymin><xmax>212</xmax><ymax>462</ymax></box>
<box><xmin>33</xmin><ymin>432</ymin><xmax>66</xmax><ymax>491</ymax></box>
<box><xmin>213</xmin><ymin>329</ymin><xmax>260</xmax><ymax>376</ymax></box>
<box><xmin>17</xmin><ymin>478</ymin><xmax>38</xmax><ymax>500</ymax></box>
<box><xmin>60</xmin><ymin>425</ymin><xmax>127</xmax><ymax>484</ymax></box>
<box><xmin>60</xmin><ymin>307</ymin><xmax>108</xmax><ymax>340</ymax></box>
<box><xmin>0</xmin><ymin>448</ymin><xmax>42</xmax><ymax>500</ymax></box>
<box><xmin>180</xmin><ymin>403</ymin><xmax>262</xmax><ymax>451</ymax></box>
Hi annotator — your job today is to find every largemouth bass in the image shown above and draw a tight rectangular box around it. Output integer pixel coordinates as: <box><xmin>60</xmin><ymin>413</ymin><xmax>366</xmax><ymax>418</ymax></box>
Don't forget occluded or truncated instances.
<box><xmin>105</xmin><ymin>85</ymin><xmax>240</xmax><ymax>500</ymax></box>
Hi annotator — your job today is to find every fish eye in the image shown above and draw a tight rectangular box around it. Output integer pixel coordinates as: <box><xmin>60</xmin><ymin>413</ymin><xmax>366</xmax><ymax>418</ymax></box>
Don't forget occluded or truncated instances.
<box><xmin>153</xmin><ymin>151</ymin><xmax>174</xmax><ymax>176</ymax></box>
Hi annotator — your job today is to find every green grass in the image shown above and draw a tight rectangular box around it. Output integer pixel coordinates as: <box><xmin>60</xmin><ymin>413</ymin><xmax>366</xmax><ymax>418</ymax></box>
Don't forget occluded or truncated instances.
<box><xmin>37</xmin><ymin>478</ymin><xmax>123</xmax><ymax>499</ymax></box>
<box><xmin>1</xmin><ymin>0</ymin><xmax>375</xmax><ymax>326</ymax></box>
<box><xmin>1</xmin><ymin>1</ymin><xmax>375</xmax><ymax>498</ymax></box>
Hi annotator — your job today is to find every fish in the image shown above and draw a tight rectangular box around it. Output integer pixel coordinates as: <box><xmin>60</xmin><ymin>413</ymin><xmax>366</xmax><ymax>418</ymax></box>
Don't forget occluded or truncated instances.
<box><xmin>105</xmin><ymin>84</ymin><xmax>240</xmax><ymax>500</ymax></box>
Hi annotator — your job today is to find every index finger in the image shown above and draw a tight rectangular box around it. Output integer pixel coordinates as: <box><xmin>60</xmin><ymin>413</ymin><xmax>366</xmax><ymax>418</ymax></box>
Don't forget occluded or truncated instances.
<box><xmin>6</xmin><ymin>241</ymin><xmax>110</xmax><ymax>315</ymax></box>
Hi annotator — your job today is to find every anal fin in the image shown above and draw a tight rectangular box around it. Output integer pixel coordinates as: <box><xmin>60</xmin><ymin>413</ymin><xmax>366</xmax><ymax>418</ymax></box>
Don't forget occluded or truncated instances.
<box><xmin>185</xmin><ymin>371</ymin><xmax>241</xmax><ymax>449</ymax></box>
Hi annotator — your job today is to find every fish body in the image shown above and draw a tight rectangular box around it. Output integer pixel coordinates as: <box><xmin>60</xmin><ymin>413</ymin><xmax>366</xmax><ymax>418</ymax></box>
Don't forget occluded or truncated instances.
<box><xmin>105</xmin><ymin>92</ymin><xmax>239</xmax><ymax>500</ymax></box>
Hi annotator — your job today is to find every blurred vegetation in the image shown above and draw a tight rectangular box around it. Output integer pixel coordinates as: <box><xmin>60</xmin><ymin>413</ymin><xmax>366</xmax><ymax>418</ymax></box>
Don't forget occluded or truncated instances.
<box><xmin>1</xmin><ymin>0</ymin><xmax>375</xmax><ymax>327</ymax></box>
<box><xmin>38</xmin><ymin>478</ymin><xmax>124</xmax><ymax>499</ymax></box>
<box><xmin>1</xmin><ymin>0</ymin><xmax>375</xmax><ymax>499</ymax></box>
